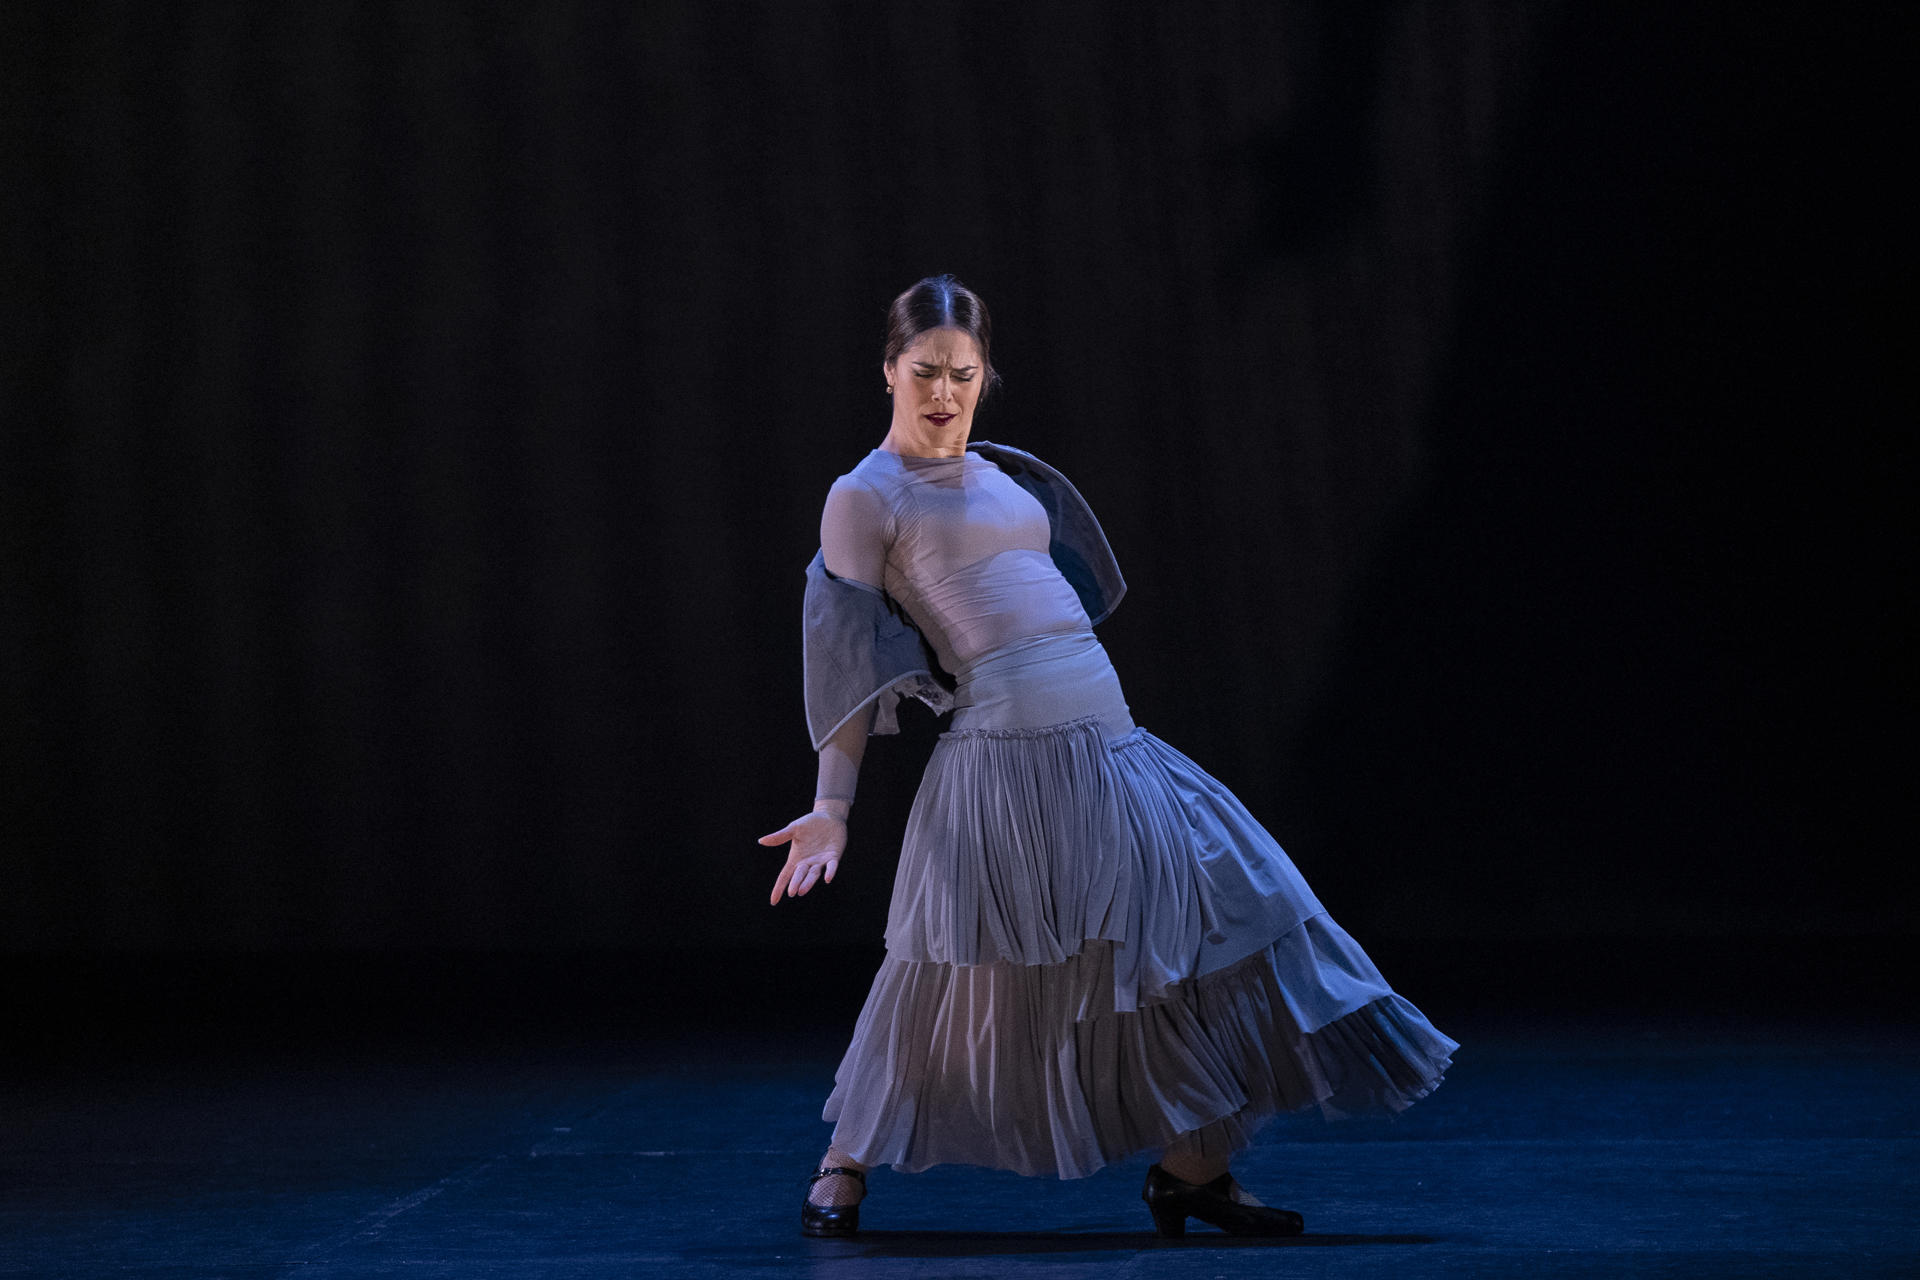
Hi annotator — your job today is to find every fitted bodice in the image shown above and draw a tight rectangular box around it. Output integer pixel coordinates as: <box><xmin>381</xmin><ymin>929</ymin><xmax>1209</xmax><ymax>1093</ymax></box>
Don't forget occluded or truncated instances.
<box><xmin>821</xmin><ymin>450</ymin><xmax>1093</xmax><ymax>678</ymax></box>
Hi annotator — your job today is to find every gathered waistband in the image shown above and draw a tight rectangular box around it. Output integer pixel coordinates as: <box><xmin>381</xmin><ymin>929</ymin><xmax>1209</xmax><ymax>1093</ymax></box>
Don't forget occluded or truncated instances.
<box><xmin>940</xmin><ymin>714</ymin><xmax>1150</xmax><ymax>752</ymax></box>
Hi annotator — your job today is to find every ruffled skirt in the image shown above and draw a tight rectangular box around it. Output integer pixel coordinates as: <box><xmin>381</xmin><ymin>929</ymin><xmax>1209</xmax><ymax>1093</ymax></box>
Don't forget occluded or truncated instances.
<box><xmin>823</xmin><ymin>632</ymin><xmax>1455</xmax><ymax>1177</ymax></box>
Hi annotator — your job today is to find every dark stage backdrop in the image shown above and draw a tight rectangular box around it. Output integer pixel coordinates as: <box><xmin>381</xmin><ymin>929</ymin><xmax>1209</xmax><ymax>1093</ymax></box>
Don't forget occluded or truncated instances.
<box><xmin>2</xmin><ymin>3</ymin><xmax>1905</xmax><ymax>956</ymax></box>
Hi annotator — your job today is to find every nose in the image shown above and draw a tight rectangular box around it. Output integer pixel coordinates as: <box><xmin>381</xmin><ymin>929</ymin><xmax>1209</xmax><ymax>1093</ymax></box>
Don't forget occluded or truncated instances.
<box><xmin>930</xmin><ymin>376</ymin><xmax>956</xmax><ymax>406</ymax></box>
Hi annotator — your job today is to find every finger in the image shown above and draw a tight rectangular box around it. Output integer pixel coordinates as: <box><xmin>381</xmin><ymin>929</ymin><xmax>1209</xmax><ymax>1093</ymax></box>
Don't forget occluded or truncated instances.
<box><xmin>770</xmin><ymin>862</ymin><xmax>795</xmax><ymax>906</ymax></box>
<box><xmin>822</xmin><ymin>857</ymin><xmax>838</xmax><ymax>884</ymax></box>
<box><xmin>795</xmin><ymin>863</ymin><xmax>821</xmax><ymax>896</ymax></box>
<box><xmin>758</xmin><ymin>824</ymin><xmax>795</xmax><ymax>846</ymax></box>
<box><xmin>801</xmin><ymin>857</ymin><xmax>830</xmax><ymax>895</ymax></box>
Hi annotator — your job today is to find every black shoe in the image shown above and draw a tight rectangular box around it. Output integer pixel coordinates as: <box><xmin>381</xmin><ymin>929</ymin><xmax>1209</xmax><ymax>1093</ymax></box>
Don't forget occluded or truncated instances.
<box><xmin>800</xmin><ymin>1165</ymin><xmax>867</xmax><ymax>1238</ymax></box>
<box><xmin>1141</xmin><ymin>1163</ymin><xmax>1304</xmax><ymax>1238</ymax></box>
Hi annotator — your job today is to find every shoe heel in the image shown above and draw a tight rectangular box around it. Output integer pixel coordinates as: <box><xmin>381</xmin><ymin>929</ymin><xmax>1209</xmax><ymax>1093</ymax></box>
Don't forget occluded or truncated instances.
<box><xmin>1148</xmin><ymin>1203</ymin><xmax>1187</xmax><ymax>1238</ymax></box>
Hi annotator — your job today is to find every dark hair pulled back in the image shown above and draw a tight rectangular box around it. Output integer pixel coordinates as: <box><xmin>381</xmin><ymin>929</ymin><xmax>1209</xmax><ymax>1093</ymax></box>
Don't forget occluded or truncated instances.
<box><xmin>883</xmin><ymin>274</ymin><xmax>1000</xmax><ymax>401</ymax></box>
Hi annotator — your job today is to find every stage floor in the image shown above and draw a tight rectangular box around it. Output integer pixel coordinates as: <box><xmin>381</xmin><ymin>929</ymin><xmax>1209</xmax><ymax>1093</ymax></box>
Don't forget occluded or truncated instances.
<box><xmin>4</xmin><ymin>951</ymin><xmax>1916</xmax><ymax>1277</ymax></box>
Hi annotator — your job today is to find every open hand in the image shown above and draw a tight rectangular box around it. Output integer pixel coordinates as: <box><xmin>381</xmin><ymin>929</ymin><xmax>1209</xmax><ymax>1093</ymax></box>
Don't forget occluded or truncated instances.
<box><xmin>758</xmin><ymin>811</ymin><xmax>847</xmax><ymax>905</ymax></box>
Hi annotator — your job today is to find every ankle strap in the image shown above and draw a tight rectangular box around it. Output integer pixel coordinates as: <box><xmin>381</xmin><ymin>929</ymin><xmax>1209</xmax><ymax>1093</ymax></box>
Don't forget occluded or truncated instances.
<box><xmin>810</xmin><ymin>1165</ymin><xmax>867</xmax><ymax>1186</ymax></box>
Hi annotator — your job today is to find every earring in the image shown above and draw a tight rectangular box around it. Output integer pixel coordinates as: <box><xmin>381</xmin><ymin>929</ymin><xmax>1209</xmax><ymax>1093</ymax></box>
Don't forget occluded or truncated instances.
<box><xmin>885</xmin><ymin>384</ymin><xmax>894</xmax><ymax>394</ymax></box>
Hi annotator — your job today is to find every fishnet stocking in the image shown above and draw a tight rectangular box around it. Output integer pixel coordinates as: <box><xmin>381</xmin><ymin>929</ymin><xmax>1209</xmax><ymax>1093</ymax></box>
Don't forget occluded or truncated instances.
<box><xmin>1221</xmin><ymin>1177</ymin><xmax>1265</xmax><ymax>1207</ymax></box>
<box><xmin>806</xmin><ymin>1146</ymin><xmax>869</xmax><ymax>1208</ymax></box>
<box><xmin>1162</xmin><ymin>1125</ymin><xmax>1265</xmax><ymax>1206</ymax></box>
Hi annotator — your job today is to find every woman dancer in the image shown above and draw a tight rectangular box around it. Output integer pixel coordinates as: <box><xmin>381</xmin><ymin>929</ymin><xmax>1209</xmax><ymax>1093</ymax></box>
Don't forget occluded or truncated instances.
<box><xmin>760</xmin><ymin>275</ymin><xmax>1455</xmax><ymax>1238</ymax></box>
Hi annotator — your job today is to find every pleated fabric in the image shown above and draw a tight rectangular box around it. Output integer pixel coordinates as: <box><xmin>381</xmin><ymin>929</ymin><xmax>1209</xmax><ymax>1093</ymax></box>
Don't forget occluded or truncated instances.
<box><xmin>827</xmin><ymin>718</ymin><xmax>1457</xmax><ymax>1178</ymax></box>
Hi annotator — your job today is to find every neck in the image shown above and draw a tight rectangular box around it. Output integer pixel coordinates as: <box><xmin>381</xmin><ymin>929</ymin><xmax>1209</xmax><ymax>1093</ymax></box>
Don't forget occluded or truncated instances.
<box><xmin>879</xmin><ymin>421</ymin><xmax>969</xmax><ymax>458</ymax></box>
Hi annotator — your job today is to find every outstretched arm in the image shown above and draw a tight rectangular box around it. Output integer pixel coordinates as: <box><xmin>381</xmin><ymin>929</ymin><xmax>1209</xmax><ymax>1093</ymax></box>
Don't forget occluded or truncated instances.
<box><xmin>761</xmin><ymin>475</ymin><xmax>888</xmax><ymax>904</ymax></box>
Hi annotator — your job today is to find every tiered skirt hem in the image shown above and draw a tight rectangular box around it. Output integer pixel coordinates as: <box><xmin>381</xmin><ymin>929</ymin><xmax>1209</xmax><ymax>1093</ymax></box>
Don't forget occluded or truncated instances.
<box><xmin>826</xmin><ymin>715</ymin><xmax>1455</xmax><ymax>1178</ymax></box>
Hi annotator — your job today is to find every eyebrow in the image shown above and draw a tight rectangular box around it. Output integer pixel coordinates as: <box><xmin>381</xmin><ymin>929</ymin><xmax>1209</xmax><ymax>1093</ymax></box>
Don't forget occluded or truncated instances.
<box><xmin>912</xmin><ymin>362</ymin><xmax>978</xmax><ymax>372</ymax></box>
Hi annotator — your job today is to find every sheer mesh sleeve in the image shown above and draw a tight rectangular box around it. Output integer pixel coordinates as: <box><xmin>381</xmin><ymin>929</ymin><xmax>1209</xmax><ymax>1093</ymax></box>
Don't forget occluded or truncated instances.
<box><xmin>820</xmin><ymin>474</ymin><xmax>889</xmax><ymax>587</ymax></box>
<box><xmin>814</xmin><ymin>706</ymin><xmax>871</xmax><ymax>806</ymax></box>
<box><xmin>812</xmin><ymin>475</ymin><xmax>889</xmax><ymax>804</ymax></box>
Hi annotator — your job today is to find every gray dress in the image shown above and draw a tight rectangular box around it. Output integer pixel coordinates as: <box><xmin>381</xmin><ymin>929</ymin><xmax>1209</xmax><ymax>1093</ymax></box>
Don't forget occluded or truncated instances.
<box><xmin>817</xmin><ymin>448</ymin><xmax>1455</xmax><ymax>1178</ymax></box>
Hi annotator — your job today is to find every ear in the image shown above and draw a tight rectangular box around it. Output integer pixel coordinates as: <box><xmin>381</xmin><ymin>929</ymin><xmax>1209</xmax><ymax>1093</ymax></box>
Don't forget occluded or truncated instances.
<box><xmin>882</xmin><ymin>358</ymin><xmax>895</xmax><ymax>390</ymax></box>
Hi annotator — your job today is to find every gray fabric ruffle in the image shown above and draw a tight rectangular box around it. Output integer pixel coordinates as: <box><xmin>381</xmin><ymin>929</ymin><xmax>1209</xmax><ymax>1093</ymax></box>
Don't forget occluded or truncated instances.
<box><xmin>825</xmin><ymin>919</ymin><xmax>1457</xmax><ymax>1178</ymax></box>
<box><xmin>831</xmin><ymin>717</ymin><xmax>1456</xmax><ymax>1178</ymax></box>
<box><xmin>886</xmin><ymin>719</ymin><xmax>1328</xmax><ymax>1011</ymax></box>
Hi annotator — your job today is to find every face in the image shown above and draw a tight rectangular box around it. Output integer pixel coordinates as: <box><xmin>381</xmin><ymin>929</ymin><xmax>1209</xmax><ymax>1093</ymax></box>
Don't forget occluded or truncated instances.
<box><xmin>886</xmin><ymin>328</ymin><xmax>984</xmax><ymax>443</ymax></box>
